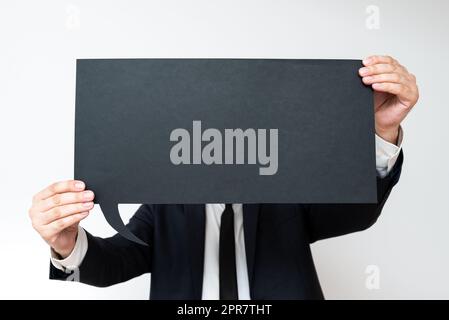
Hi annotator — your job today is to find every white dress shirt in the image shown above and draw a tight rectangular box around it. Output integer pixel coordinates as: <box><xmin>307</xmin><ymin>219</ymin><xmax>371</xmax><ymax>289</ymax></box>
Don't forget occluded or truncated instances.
<box><xmin>51</xmin><ymin>132</ymin><xmax>403</xmax><ymax>299</ymax></box>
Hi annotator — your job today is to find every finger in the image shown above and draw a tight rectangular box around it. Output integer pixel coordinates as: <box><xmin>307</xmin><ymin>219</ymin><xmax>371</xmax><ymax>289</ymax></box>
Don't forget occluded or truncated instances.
<box><xmin>41</xmin><ymin>202</ymin><xmax>94</xmax><ymax>225</ymax></box>
<box><xmin>362</xmin><ymin>73</ymin><xmax>410</xmax><ymax>85</ymax></box>
<box><xmin>363</xmin><ymin>55</ymin><xmax>398</xmax><ymax>67</ymax></box>
<box><xmin>33</xmin><ymin>180</ymin><xmax>85</xmax><ymax>203</ymax></box>
<box><xmin>41</xmin><ymin>212</ymin><xmax>89</xmax><ymax>239</ymax></box>
<box><xmin>359</xmin><ymin>63</ymin><xmax>397</xmax><ymax>77</ymax></box>
<box><xmin>37</xmin><ymin>190</ymin><xmax>95</xmax><ymax>212</ymax></box>
<box><xmin>372</xmin><ymin>82</ymin><xmax>414</xmax><ymax>104</ymax></box>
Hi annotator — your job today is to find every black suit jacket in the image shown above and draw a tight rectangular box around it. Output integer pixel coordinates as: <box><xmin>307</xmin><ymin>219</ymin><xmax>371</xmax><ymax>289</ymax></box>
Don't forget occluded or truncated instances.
<box><xmin>50</xmin><ymin>152</ymin><xmax>403</xmax><ymax>299</ymax></box>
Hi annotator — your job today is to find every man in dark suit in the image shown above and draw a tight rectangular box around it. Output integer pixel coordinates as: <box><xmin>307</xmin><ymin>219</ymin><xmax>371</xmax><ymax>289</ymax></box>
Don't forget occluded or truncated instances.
<box><xmin>28</xmin><ymin>55</ymin><xmax>418</xmax><ymax>299</ymax></box>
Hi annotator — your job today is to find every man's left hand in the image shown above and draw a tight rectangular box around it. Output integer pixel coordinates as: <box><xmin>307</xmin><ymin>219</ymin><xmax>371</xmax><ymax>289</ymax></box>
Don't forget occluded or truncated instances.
<box><xmin>360</xmin><ymin>55</ymin><xmax>419</xmax><ymax>144</ymax></box>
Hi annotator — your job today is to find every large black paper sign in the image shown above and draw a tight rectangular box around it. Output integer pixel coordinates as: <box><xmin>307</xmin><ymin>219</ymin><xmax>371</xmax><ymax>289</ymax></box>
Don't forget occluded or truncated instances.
<box><xmin>75</xmin><ymin>59</ymin><xmax>376</xmax><ymax>245</ymax></box>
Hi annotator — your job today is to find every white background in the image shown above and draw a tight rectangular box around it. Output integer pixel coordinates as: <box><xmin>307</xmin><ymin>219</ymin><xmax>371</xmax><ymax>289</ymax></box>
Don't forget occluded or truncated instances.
<box><xmin>1</xmin><ymin>0</ymin><xmax>448</xmax><ymax>299</ymax></box>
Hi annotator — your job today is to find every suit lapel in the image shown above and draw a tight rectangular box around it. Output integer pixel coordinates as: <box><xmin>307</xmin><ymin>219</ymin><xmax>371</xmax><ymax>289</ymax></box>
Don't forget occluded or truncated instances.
<box><xmin>242</xmin><ymin>203</ymin><xmax>260</xmax><ymax>292</ymax></box>
<box><xmin>184</xmin><ymin>204</ymin><xmax>206</xmax><ymax>299</ymax></box>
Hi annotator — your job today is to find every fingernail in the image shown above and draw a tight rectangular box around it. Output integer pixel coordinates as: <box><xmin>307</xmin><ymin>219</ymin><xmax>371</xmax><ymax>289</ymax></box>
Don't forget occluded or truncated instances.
<box><xmin>359</xmin><ymin>67</ymin><xmax>369</xmax><ymax>76</ymax></box>
<box><xmin>80</xmin><ymin>211</ymin><xmax>89</xmax><ymax>216</ymax></box>
<box><xmin>75</xmin><ymin>181</ymin><xmax>85</xmax><ymax>190</ymax></box>
<box><xmin>83</xmin><ymin>191</ymin><xmax>94</xmax><ymax>200</ymax></box>
<box><xmin>363</xmin><ymin>76</ymin><xmax>373</xmax><ymax>82</ymax></box>
<box><xmin>83</xmin><ymin>201</ymin><xmax>93</xmax><ymax>208</ymax></box>
<box><xmin>363</xmin><ymin>57</ymin><xmax>372</xmax><ymax>65</ymax></box>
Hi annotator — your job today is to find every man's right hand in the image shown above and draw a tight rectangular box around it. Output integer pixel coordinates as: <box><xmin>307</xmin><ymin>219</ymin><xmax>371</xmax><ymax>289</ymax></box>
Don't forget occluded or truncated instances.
<box><xmin>28</xmin><ymin>180</ymin><xmax>94</xmax><ymax>259</ymax></box>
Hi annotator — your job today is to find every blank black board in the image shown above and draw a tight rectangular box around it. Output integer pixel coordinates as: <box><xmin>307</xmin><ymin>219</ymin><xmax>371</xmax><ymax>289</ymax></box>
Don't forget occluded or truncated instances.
<box><xmin>74</xmin><ymin>59</ymin><xmax>376</xmax><ymax>244</ymax></box>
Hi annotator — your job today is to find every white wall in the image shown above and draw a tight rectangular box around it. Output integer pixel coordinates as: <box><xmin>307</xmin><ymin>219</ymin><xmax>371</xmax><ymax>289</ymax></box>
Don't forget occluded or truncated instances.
<box><xmin>1</xmin><ymin>0</ymin><xmax>448</xmax><ymax>299</ymax></box>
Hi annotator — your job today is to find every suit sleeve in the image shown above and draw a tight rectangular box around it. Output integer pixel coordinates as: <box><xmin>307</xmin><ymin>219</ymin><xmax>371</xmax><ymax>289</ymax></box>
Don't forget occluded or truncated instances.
<box><xmin>50</xmin><ymin>204</ymin><xmax>154</xmax><ymax>287</ymax></box>
<box><xmin>304</xmin><ymin>150</ymin><xmax>404</xmax><ymax>243</ymax></box>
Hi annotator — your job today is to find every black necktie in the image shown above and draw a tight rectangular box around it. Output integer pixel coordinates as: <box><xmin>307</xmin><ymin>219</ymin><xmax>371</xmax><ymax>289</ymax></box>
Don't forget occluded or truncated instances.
<box><xmin>219</xmin><ymin>204</ymin><xmax>238</xmax><ymax>300</ymax></box>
